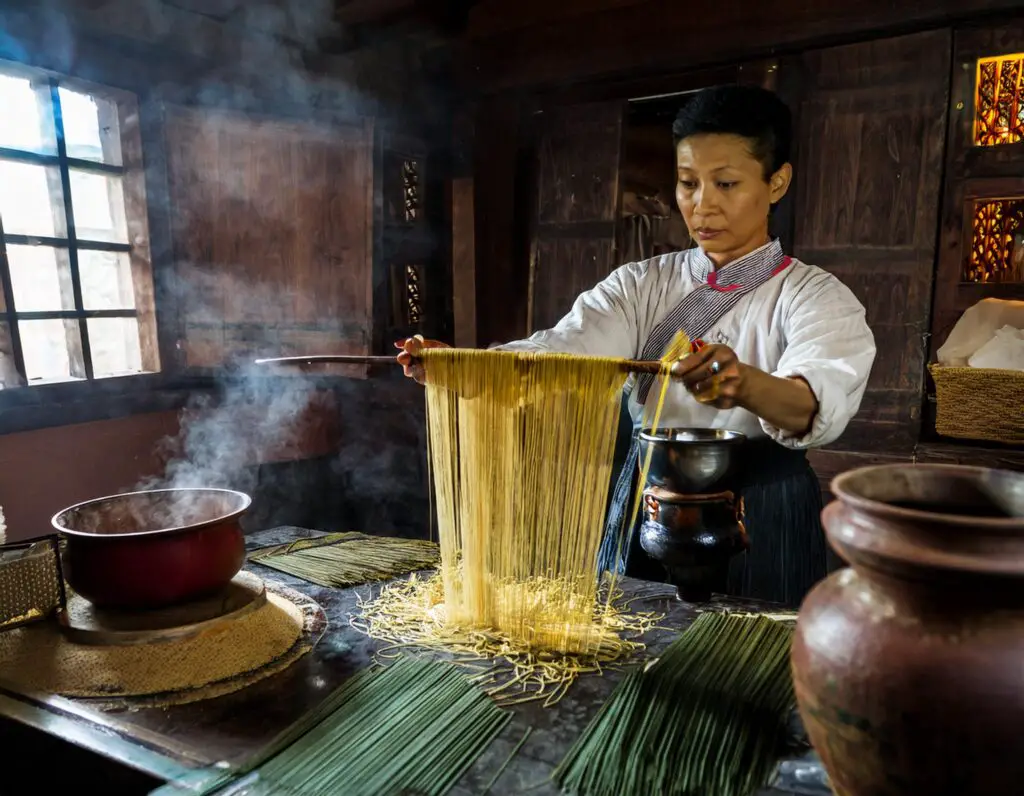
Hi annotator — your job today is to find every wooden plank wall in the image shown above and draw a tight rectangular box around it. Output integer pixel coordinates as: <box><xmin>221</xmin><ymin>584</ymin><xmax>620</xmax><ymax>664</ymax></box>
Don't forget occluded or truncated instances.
<box><xmin>472</xmin><ymin>96</ymin><xmax>535</xmax><ymax>346</ymax></box>
<box><xmin>789</xmin><ymin>31</ymin><xmax>952</xmax><ymax>455</ymax></box>
<box><xmin>530</xmin><ymin>102</ymin><xmax>625</xmax><ymax>332</ymax></box>
<box><xmin>451</xmin><ymin>177</ymin><xmax>477</xmax><ymax>346</ymax></box>
<box><xmin>458</xmin><ymin>0</ymin><xmax>1022</xmax><ymax>93</ymax></box>
<box><xmin>163</xmin><ymin>106</ymin><xmax>375</xmax><ymax>377</ymax></box>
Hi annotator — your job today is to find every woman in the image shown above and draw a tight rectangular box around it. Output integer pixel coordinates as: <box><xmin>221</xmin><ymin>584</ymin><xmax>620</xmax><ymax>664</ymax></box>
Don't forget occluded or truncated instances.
<box><xmin>397</xmin><ymin>84</ymin><xmax>876</xmax><ymax>607</ymax></box>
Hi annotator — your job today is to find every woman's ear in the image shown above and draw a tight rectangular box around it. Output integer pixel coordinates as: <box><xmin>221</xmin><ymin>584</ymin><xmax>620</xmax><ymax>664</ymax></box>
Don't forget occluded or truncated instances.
<box><xmin>769</xmin><ymin>163</ymin><xmax>793</xmax><ymax>204</ymax></box>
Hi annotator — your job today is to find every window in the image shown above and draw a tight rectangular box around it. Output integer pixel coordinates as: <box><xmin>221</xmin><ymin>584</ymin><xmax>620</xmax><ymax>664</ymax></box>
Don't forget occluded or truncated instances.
<box><xmin>975</xmin><ymin>53</ymin><xmax>1024</xmax><ymax>147</ymax></box>
<box><xmin>966</xmin><ymin>198</ymin><xmax>1024</xmax><ymax>283</ymax></box>
<box><xmin>0</xmin><ymin>61</ymin><xmax>158</xmax><ymax>388</ymax></box>
<box><xmin>966</xmin><ymin>53</ymin><xmax>1024</xmax><ymax>285</ymax></box>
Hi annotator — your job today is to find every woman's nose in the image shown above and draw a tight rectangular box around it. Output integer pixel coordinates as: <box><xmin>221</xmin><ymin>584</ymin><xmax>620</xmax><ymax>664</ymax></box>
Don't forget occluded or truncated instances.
<box><xmin>694</xmin><ymin>185</ymin><xmax>716</xmax><ymax>212</ymax></box>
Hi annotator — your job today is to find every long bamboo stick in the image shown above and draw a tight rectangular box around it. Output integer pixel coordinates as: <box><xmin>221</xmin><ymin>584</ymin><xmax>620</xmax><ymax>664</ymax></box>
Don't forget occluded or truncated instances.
<box><xmin>254</xmin><ymin>353</ymin><xmax>674</xmax><ymax>375</ymax></box>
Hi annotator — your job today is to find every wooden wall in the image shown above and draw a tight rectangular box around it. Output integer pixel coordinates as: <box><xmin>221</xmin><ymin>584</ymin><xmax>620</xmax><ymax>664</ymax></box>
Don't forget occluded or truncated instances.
<box><xmin>530</xmin><ymin>103</ymin><xmax>624</xmax><ymax>331</ymax></box>
<box><xmin>458</xmin><ymin>0</ymin><xmax>1022</xmax><ymax>93</ymax></box>
<box><xmin>460</xmin><ymin>2</ymin><xmax>1024</xmax><ymax>492</ymax></box>
<box><xmin>789</xmin><ymin>31</ymin><xmax>951</xmax><ymax>455</ymax></box>
<box><xmin>163</xmin><ymin>107</ymin><xmax>375</xmax><ymax>374</ymax></box>
<box><xmin>0</xmin><ymin>412</ymin><xmax>178</xmax><ymax>540</ymax></box>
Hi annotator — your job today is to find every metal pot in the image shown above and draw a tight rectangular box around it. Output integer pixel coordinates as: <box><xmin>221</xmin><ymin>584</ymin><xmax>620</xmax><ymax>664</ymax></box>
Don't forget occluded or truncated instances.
<box><xmin>639</xmin><ymin>488</ymin><xmax>749</xmax><ymax>602</ymax></box>
<box><xmin>638</xmin><ymin>428</ymin><xmax>746</xmax><ymax>494</ymax></box>
<box><xmin>52</xmin><ymin>487</ymin><xmax>251</xmax><ymax>610</ymax></box>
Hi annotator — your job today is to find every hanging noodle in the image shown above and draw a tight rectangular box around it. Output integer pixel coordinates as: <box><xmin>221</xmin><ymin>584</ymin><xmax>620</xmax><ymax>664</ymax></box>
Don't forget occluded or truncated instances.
<box><xmin>355</xmin><ymin>334</ymin><xmax>689</xmax><ymax>704</ymax></box>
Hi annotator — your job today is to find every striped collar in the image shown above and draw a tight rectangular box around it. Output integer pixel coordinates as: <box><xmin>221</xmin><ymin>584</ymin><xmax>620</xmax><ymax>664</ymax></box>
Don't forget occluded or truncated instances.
<box><xmin>688</xmin><ymin>239</ymin><xmax>788</xmax><ymax>289</ymax></box>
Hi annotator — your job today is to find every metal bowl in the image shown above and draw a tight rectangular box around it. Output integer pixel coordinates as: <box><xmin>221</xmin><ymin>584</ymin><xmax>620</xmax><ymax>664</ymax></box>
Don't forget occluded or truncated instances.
<box><xmin>52</xmin><ymin>488</ymin><xmax>251</xmax><ymax>610</ymax></box>
<box><xmin>637</xmin><ymin>428</ymin><xmax>747</xmax><ymax>494</ymax></box>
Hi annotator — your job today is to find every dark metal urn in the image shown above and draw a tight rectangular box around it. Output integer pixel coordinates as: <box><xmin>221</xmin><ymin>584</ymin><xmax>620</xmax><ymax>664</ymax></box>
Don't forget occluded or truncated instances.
<box><xmin>637</xmin><ymin>428</ymin><xmax>749</xmax><ymax>602</ymax></box>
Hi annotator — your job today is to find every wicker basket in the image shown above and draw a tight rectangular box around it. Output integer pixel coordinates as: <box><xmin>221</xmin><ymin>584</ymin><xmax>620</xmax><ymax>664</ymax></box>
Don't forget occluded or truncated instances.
<box><xmin>930</xmin><ymin>364</ymin><xmax>1024</xmax><ymax>444</ymax></box>
<box><xmin>0</xmin><ymin>538</ymin><xmax>64</xmax><ymax>631</ymax></box>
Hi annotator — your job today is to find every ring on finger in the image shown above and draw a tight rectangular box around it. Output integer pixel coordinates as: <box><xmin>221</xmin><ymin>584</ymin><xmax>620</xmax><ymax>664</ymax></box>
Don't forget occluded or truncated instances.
<box><xmin>709</xmin><ymin>360</ymin><xmax>721</xmax><ymax>376</ymax></box>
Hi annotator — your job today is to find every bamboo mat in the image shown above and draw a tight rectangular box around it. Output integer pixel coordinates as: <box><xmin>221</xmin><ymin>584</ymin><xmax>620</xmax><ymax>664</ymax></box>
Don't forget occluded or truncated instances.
<box><xmin>250</xmin><ymin>532</ymin><xmax>440</xmax><ymax>588</ymax></box>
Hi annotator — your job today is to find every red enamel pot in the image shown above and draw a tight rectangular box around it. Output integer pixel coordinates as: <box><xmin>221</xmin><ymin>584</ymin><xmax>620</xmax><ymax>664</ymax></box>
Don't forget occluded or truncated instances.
<box><xmin>51</xmin><ymin>487</ymin><xmax>251</xmax><ymax>610</ymax></box>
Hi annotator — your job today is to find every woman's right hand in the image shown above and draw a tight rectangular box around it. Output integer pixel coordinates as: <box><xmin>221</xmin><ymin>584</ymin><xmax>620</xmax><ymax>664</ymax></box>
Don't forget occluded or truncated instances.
<box><xmin>394</xmin><ymin>336</ymin><xmax>450</xmax><ymax>384</ymax></box>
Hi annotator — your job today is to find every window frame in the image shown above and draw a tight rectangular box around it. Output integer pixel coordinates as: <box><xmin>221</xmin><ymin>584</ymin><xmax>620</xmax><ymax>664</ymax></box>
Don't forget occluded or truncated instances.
<box><xmin>0</xmin><ymin>60</ymin><xmax>159</xmax><ymax>393</ymax></box>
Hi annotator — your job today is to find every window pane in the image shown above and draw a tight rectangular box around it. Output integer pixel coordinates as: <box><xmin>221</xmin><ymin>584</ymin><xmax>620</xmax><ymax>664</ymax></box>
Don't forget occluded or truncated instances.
<box><xmin>58</xmin><ymin>87</ymin><xmax>121</xmax><ymax>165</ymax></box>
<box><xmin>79</xmin><ymin>249</ymin><xmax>135</xmax><ymax>309</ymax></box>
<box><xmin>0</xmin><ymin>159</ymin><xmax>67</xmax><ymax>237</ymax></box>
<box><xmin>88</xmin><ymin>317</ymin><xmax>142</xmax><ymax>377</ymax></box>
<box><xmin>19</xmin><ymin>318</ymin><xmax>83</xmax><ymax>383</ymax></box>
<box><xmin>6</xmin><ymin>244</ymin><xmax>74</xmax><ymax>312</ymax></box>
<box><xmin>0</xmin><ymin>75</ymin><xmax>56</xmax><ymax>154</ymax></box>
<box><xmin>69</xmin><ymin>169</ymin><xmax>128</xmax><ymax>243</ymax></box>
<box><xmin>0</xmin><ymin>322</ymin><xmax>22</xmax><ymax>388</ymax></box>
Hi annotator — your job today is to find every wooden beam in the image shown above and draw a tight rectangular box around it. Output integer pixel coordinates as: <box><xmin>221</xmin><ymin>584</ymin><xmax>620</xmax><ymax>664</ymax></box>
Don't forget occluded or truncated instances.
<box><xmin>451</xmin><ymin>177</ymin><xmax>477</xmax><ymax>347</ymax></box>
<box><xmin>465</xmin><ymin>0</ymin><xmax>647</xmax><ymax>40</ymax></box>
<box><xmin>460</xmin><ymin>0</ymin><xmax>1023</xmax><ymax>93</ymax></box>
<box><xmin>472</xmin><ymin>95</ymin><xmax>536</xmax><ymax>345</ymax></box>
<box><xmin>915</xmin><ymin>443</ymin><xmax>1024</xmax><ymax>471</ymax></box>
<box><xmin>334</xmin><ymin>0</ymin><xmax>418</xmax><ymax>25</ymax></box>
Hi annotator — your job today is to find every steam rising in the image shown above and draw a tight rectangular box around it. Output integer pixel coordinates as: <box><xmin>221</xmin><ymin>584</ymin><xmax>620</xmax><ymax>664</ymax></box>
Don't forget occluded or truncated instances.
<box><xmin>55</xmin><ymin>487</ymin><xmax>247</xmax><ymax>535</ymax></box>
<box><xmin>136</xmin><ymin>363</ymin><xmax>321</xmax><ymax>497</ymax></box>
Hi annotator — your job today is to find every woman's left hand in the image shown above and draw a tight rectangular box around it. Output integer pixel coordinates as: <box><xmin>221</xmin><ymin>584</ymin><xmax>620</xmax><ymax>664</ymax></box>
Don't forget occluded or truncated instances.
<box><xmin>670</xmin><ymin>343</ymin><xmax>746</xmax><ymax>409</ymax></box>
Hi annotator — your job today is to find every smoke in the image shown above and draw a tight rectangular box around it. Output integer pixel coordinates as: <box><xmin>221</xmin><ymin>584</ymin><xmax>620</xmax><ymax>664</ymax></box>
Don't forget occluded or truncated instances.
<box><xmin>0</xmin><ymin>0</ymin><xmax>382</xmax><ymax>120</ymax></box>
<box><xmin>136</xmin><ymin>366</ymin><xmax>321</xmax><ymax>496</ymax></box>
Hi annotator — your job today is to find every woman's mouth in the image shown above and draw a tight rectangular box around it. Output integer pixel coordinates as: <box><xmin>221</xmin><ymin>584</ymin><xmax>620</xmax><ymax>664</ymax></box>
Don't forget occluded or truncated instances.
<box><xmin>695</xmin><ymin>228</ymin><xmax>724</xmax><ymax>241</ymax></box>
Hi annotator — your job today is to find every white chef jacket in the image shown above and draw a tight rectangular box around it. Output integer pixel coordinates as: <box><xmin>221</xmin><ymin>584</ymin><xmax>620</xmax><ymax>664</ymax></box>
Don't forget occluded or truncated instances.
<box><xmin>498</xmin><ymin>242</ymin><xmax>877</xmax><ymax>450</ymax></box>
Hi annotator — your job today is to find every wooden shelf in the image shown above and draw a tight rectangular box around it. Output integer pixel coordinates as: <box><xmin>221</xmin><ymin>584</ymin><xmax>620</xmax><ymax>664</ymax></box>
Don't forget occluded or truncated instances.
<box><xmin>808</xmin><ymin>440</ymin><xmax>1024</xmax><ymax>502</ymax></box>
<box><xmin>915</xmin><ymin>441</ymin><xmax>1024</xmax><ymax>469</ymax></box>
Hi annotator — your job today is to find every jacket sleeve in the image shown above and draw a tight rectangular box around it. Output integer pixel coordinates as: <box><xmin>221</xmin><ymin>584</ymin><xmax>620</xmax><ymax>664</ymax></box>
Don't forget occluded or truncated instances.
<box><xmin>760</xmin><ymin>272</ymin><xmax>877</xmax><ymax>449</ymax></box>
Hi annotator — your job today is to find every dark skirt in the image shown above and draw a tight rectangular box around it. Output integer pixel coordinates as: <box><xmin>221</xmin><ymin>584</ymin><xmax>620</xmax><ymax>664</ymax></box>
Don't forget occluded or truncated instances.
<box><xmin>597</xmin><ymin>397</ymin><xmax>829</xmax><ymax>608</ymax></box>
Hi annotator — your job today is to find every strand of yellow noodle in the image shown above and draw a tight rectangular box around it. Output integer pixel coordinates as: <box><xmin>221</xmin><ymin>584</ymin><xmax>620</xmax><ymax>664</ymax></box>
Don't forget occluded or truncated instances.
<box><xmin>355</xmin><ymin>340</ymin><xmax>687</xmax><ymax>704</ymax></box>
<box><xmin>603</xmin><ymin>330</ymin><xmax>688</xmax><ymax>608</ymax></box>
<box><xmin>425</xmin><ymin>349</ymin><xmax>626</xmax><ymax>654</ymax></box>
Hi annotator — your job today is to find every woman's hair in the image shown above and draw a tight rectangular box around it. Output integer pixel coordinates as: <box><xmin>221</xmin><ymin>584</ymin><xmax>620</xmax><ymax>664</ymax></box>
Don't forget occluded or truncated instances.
<box><xmin>672</xmin><ymin>85</ymin><xmax>792</xmax><ymax>179</ymax></box>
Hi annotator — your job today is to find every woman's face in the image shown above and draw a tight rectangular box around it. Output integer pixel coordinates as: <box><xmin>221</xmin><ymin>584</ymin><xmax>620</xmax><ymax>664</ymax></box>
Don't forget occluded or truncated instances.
<box><xmin>675</xmin><ymin>133</ymin><xmax>791</xmax><ymax>265</ymax></box>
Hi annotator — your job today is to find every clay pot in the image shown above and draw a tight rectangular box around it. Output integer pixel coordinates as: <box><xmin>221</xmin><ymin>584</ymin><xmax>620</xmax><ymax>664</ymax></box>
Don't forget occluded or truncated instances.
<box><xmin>791</xmin><ymin>464</ymin><xmax>1024</xmax><ymax>796</ymax></box>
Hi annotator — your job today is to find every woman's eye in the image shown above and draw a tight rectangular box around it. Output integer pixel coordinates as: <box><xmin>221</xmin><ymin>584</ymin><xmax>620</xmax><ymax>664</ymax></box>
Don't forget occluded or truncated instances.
<box><xmin>679</xmin><ymin>180</ymin><xmax>698</xmax><ymax>190</ymax></box>
<box><xmin>717</xmin><ymin>181</ymin><xmax>737</xmax><ymax>190</ymax></box>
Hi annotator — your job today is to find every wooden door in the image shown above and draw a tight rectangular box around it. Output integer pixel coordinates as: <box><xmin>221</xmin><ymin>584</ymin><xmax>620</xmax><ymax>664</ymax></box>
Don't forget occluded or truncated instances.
<box><xmin>790</xmin><ymin>30</ymin><xmax>952</xmax><ymax>453</ymax></box>
<box><xmin>529</xmin><ymin>101</ymin><xmax>626</xmax><ymax>332</ymax></box>
<box><xmin>163</xmin><ymin>106</ymin><xmax>374</xmax><ymax>377</ymax></box>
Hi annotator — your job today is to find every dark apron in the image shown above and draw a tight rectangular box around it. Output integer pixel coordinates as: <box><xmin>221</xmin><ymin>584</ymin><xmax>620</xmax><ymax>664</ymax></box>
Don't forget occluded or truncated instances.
<box><xmin>597</xmin><ymin>392</ymin><xmax>828</xmax><ymax>607</ymax></box>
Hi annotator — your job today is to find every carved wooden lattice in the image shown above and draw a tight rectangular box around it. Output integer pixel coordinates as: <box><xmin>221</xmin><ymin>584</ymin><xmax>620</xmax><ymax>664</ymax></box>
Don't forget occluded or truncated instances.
<box><xmin>402</xmin><ymin>159</ymin><xmax>420</xmax><ymax>222</ymax></box>
<box><xmin>404</xmin><ymin>264</ymin><xmax>422</xmax><ymax>325</ymax></box>
<box><xmin>975</xmin><ymin>54</ymin><xmax>1024</xmax><ymax>146</ymax></box>
<box><xmin>965</xmin><ymin>199</ymin><xmax>1024</xmax><ymax>283</ymax></box>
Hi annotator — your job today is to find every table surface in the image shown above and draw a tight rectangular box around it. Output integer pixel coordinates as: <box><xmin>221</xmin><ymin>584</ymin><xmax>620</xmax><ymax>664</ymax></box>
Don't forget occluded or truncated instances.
<box><xmin>0</xmin><ymin>527</ymin><xmax>830</xmax><ymax>795</ymax></box>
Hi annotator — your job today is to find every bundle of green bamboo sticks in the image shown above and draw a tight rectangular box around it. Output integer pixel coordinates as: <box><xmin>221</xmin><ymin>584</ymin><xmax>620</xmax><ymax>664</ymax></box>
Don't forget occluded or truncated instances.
<box><xmin>553</xmin><ymin>612</ymin><xmax>795</xmax><ymax>796</ymax></box>
<box><xmin>179</xmin><ymin>658</ymin><xmax>510</xmax><ymax>796</ymax></box>
<box><xmin>250</xmin><ymin>532</ymin><xmax>440</xmax><ymax>588</ymax></box>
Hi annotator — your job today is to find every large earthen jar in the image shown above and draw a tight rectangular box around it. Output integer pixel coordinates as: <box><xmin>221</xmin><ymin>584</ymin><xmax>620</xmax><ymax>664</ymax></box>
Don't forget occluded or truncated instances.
<box><xmin>791</xmin><ymin>463</ymin><xmax>1024</xmax><ymax>796</ymax></box>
